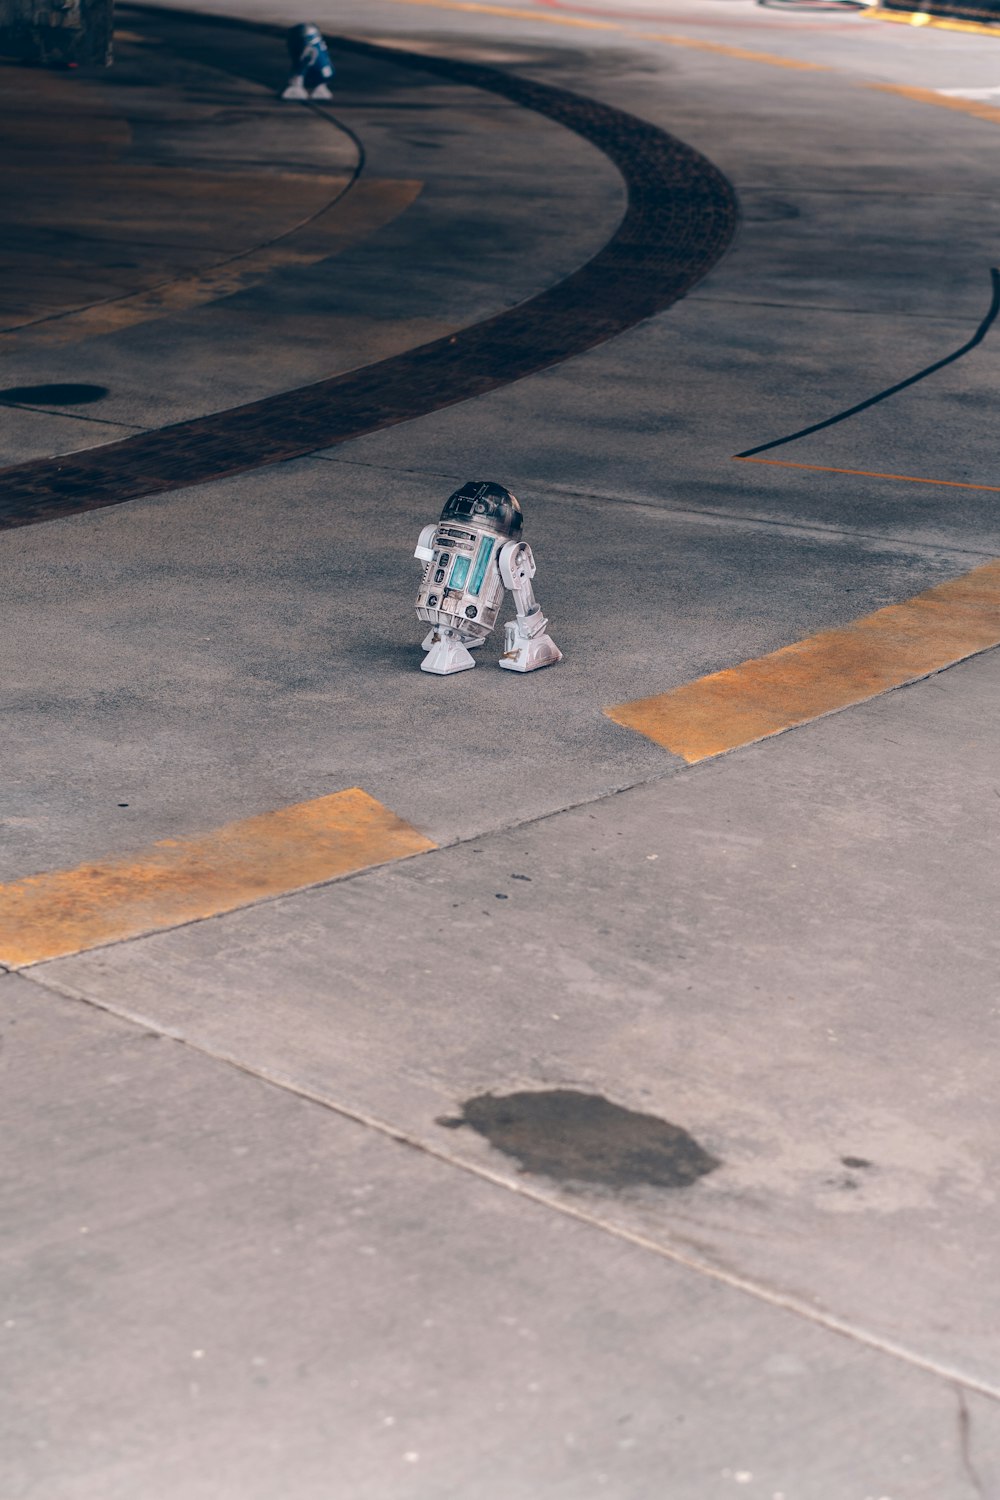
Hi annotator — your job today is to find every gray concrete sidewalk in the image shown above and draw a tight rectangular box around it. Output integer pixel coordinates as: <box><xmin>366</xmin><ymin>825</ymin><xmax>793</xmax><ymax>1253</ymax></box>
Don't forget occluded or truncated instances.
<box><xmin>3</xmin><ymin>963</ymin><xmax>999</xmax><ymax>1500</ymax></box>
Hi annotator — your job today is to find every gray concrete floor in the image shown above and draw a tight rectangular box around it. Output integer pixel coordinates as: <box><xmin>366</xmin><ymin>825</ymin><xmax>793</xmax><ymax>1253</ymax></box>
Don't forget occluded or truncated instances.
<box><xmin>3</xmin><ymin>1</ymin><xmax>1000</xmax><ymax>1495</ymax></box>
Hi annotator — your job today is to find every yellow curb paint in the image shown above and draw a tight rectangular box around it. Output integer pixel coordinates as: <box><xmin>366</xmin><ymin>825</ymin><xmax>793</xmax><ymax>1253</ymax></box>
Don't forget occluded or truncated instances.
<box><xmin>735</xmin><ymin>456</ymin><xmax>1000</xmax><ymax>494</ymax></box>
<box><xmin>867</xmin><ymin>82</ymin><xmax>1000</xmax><ymax>126</ymax></box>
<box><xmin>0</xmin><ymin>790</ymin><xmax>436</xmax><ymax>967</ymax></box>
<box><xmin>865</xmin><ymin>6</ymin><xmax>1000</xmax><ymax>37</ymax></box>
<box><xmin>378</xmin><ymin>0</ymin><xmax>829</xmax><ymax>65</ymax></box>
<box><xmin>1</xmin><ymin>180</ymin><xmax>423</xmax><ymax>348</ymax></box>
<box><xmin>606</xmin><ymin>560</ymin><xmax>1000</xmax><ymax>763</ymax></box>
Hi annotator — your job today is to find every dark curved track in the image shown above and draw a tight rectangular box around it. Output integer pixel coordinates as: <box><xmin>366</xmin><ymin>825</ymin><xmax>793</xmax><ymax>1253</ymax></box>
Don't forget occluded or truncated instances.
<box><xmin>0</xmin><ymin>12</ymin><xmax>738</xmax><ymax>531</ymax></box>
<box><xmin>737</xmin><ymin>266</ymin><xmax>1000</xmax><ymax>458</ymax></box>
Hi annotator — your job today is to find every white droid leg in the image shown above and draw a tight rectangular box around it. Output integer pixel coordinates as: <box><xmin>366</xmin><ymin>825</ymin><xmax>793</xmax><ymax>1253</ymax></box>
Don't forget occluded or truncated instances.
<box><xmin>421</xmin><ymin>627</ymin><xmax>477</xmax><ymax>675</ymax></box>
<box><xmin>497</xmin><ymin>541</ymin><xmax>563</xmax><ymax>673</ymax></box>
<box><xmin>281</xmin><ymin>74</ymin><xmax>309</xmax><ymax>99</ymax></box>
<box><xmin>422</xmin><ymin>629</ymin><xmax>483</xmax><ymax>651</ymax></box>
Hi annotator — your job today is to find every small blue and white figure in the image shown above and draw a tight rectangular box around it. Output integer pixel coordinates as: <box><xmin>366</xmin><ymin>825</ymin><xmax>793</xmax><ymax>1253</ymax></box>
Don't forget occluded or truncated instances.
<box><xmin>282</xmin><ymin>23</ymin><xmax>335</xmax><ymax>101</ymax></box>
<box><xmin>414</xmin><ymin>481</ymin><xmax>562</xmax><ymax>675</ymax></box>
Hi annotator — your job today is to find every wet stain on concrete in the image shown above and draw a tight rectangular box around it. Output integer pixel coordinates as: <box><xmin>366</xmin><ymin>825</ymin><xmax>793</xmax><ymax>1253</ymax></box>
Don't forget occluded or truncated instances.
<box><xmin>0</xmin><ymin>383</ymin><xmax>108</xmax><ymax>406</ymax></box>
<box><xmin>438</xmin><ymin>1089</ymin><xmax>720</xmax><ymax>1189</ymax></box>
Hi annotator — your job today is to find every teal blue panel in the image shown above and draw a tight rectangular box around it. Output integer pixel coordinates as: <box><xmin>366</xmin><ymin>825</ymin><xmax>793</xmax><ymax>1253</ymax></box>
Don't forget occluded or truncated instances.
<box><xmin>469</xmin><ymin>537</ymin><xmax>494</xmax><ymax>596</ymax></box>
<box><xmin>449</xmin><ymin>555</ymin><xmax>471</xmax><ymax>589</ymax></box>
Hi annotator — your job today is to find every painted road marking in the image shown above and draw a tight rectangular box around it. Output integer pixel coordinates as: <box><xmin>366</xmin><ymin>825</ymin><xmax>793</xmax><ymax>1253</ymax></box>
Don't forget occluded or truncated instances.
<box><xmin>735</xmin><ymin>456</ymin><xmax>1000</xmax><ymax>493</ymax></box>
<box><xmin>1</xmin><ymin>181</ymin><xmax>423</xmax><ymax>350</ymax></box>
<box><xmin>606</xmin><ymin>561</ymin><xmax>1000</xmax><ymax>763</ymax></box>
<box><xmin>0</xmin><ymin>790</ymin><xmax>436</xmax><ymax>968</ymax></box>
<box><xmin>639</xmin><ymin>33</ymin><xmax>826</xmax><ymax>69</ymax></box>
<box><xmin>869</xmin><ymin>82</ymin><xmax>1000</xmax><ymax>126</ymax></box>
<box><xmin>380</xmin><ymin>0</ymin><xmax>1000</xmax><ymax>83</ymax></box>
<box><xmin>379</xmin><ymin>0</ymin><xmax>830</xmax><ymax>65</ymax></box>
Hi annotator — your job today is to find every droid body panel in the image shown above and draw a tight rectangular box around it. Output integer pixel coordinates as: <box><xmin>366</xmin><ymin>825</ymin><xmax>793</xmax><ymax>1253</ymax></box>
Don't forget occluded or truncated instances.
<box><xmin>282</xmin><ymin>24</ymin><xmax>335</xmax><ymax>100</ymax></box>
<box><xmin>414</xmin><ymin>481</ymin><xmax>561</xmax><ymax>676</ymax></box>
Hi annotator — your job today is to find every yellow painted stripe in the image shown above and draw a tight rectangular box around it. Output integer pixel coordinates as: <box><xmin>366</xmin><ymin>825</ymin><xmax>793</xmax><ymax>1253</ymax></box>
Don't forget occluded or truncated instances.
<box><xmin>606</xmin><ymin>560</ymin><xmax>1000</xmax><ymax>762</ymax></box>
<box><xmin>865</xmin><ymin>6</ymin><xmax>1000</xmax><ymax>37</ymax></box>
<box><xmin>868</xmin><ymin>82</ymin><xmax>1000</xmax><ymax>126</ymax></box>
<box><xmin>0</xmin><ymin>789</ymin><xmax>436</xmax><ymax>967</ymax></box>
<box><xmin>1</xmin><ymin>180</ymin><xmax>423</xmax><ymax>349</ymax></box>
<box><xmin>639</xmin><ymin>32</ymin><xmax>827</xmax><ymax>69</ymax></box>
<box><xmin>735</xmin><ymin>455</ymin><xmax>1000</xmax><ymax>494</ymax></box>
<box><xmin>379</xmin><ymin>0</ymin><xmax>622</xmax><ymax>30</ymax></box>
<box><xmin>378</xmin><ymin>0</ymin><xmax>829</xmax><ymax>65</ymax></box>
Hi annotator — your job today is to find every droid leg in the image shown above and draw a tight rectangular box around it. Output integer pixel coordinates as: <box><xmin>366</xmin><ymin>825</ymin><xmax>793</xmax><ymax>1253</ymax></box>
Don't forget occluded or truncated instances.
<box><xmin>281</xmin><ymin>73</ymin><xmax>309</xmax><ymax>99</ymax></box>
<box><xmin>421</xmin><ymin>627</ymin><xmax>477</xmax><ymax>675</ymax></box>
<box><xmin>422</xmin><ymin>629</ymin><xmax>484</xmax><ymax>651</ymax></box>
<box><xmin>497</xmin><ymin>541</ymin><xmax>562</xmax><ymax>673</ymax></box>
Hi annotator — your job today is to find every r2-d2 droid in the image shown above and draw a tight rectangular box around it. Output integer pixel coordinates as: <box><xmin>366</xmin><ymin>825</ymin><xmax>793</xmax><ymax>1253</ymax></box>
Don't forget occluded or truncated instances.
<box><xmin>415</xmin><ymin>481</ymin><xmax>562</xmax><ymax>676</ymax></box>
<box><xmin>281</xmin><ymin>24</ymin><xmax>335</xmax><ymax>100</ymax></box>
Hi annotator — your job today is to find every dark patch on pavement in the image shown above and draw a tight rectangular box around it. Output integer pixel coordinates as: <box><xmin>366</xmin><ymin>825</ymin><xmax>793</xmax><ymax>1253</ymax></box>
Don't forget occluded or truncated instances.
<box><xmin>438</xmin><ymin>1088</ymin><xmax>720</xmax><ymax>1189</ymax></box>
<box><xmin>841</xmin><ymin>1155</ymin><xmax>872</xmax><ymax>1169</ymax></box>
<box><xmin>0</xmin><ymin>9</ymin><xmax>737</xmax><ymax>531</ymax></box>
<box><xmin>0</xmin><ymin>383</ymin><xmax>109</xmax><ymax>407</ymax></box>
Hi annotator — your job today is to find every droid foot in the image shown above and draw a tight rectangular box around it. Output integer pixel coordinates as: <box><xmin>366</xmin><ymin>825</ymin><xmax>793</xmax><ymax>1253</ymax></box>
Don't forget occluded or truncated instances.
<box><xmin>422</xmin><ymin>630</ymin><xmax>477</xmax><ymax>675</ymax></box>
<box><xmin>281</xmin><ymin>79</ymin><xmax>309</xmax><ymax>99</ymax></box>
<box><xmin>498</xmin><ymin>619</ymin><xmax>562</xmax><ymax>673</ymax></box>
<box><xmin>309</xmin><ymin>83</ymin><xmax>333</xmax><ymax>99</ymax></box>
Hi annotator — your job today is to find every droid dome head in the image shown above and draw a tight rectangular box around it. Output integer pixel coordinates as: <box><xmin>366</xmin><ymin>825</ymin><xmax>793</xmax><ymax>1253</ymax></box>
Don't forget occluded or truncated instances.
<box><xmin>440</xmin><ymin>481</ymin><xmax>523</xmax><ymax>539</ymax></box>
<box><xmin>287</xmin><ymin>22</ymin><xmax>323</xmax><ymax>59</ymax></box>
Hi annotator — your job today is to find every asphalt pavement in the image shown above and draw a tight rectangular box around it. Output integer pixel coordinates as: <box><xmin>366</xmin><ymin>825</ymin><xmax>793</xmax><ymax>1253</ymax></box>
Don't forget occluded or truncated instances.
<box><xmin>2</xmin><ymin>2</ymin><xmax>1000</xmax><ymax>1496</ymax></box>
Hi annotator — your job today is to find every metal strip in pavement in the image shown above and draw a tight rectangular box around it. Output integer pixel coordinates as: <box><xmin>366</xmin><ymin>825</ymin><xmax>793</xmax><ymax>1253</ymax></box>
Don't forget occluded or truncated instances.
<box><xmin>605</xmin><ymin>560</ymin><xmax>1000</xmax><ymax>762</ymax></box>
<box><xmin>0</xmin><ymin>19</ymin><xmax>737</xmax><ymax>530</ymax></box>
<box><xmin>0</xmin><ymin>789</ymin><xmax>436</xmax><ymax>967</ymax></box>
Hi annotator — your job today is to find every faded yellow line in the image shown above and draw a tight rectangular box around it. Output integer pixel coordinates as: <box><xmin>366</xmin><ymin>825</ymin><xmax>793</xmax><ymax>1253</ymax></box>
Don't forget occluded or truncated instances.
<box><xmin>1</xmin><ymin>180</ymin><xmax>423</xmax><ymax>349</ymax></box>
<box><xmin>379</xmin><ymin>0</ymin><xmax>622</xmax><ymax>30</ymax></box>
<box><xmin>0</xmin><ymin>789</ymin><xmax>436</xmax><ymax>967</ymax></box>
<box><xmin>867</xmin><ymin>82</ymin><xmax>1000</xmax><ymax>126</ymax></box>
<box><xmin>639</xmin><ymin>32</ymin><xmax>827</xmax><ymax>69</ymax></box>
<box><xmin>735</xmin><ymin>455</ymin><xmax>1000</xmax><ymax>493</ymax></box>
<box><xmin>378</xmin><ymin>0</ymin><xmax>829</xmax><ymax>66</ymax></box>
<box><xmin>606</xmin><ymin>560</ymin><xmax>1000</xmax><ymax>762</ymax></box>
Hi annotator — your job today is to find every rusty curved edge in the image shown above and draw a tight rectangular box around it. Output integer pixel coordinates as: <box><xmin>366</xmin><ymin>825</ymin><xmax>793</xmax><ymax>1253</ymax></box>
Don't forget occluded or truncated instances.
<box><xmin>0</xmin><ymin>13</ymin><xmax>739</xmax><ymax>530</ymax></box>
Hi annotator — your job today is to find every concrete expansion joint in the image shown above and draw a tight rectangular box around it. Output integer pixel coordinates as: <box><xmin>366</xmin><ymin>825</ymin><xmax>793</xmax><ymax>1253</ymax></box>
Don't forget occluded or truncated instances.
<box><xmin>0</xmin><ymin>402</ymin><xmax>149</xmax><ymax>434</ymax></box>
<box><xmin>540</xmin><ymin>481</ymin><xmax>1000</xmax><ymax>559</ymax></box>
<box><xmin>15</xmin><ymin>955</ymin><xmax>1000</xmax><ymax>1410</ymax></box>
<box><xmin>316</xmin><ymin>458</ymin><xmax>1000</xmax><ymax>559</ymax></box>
